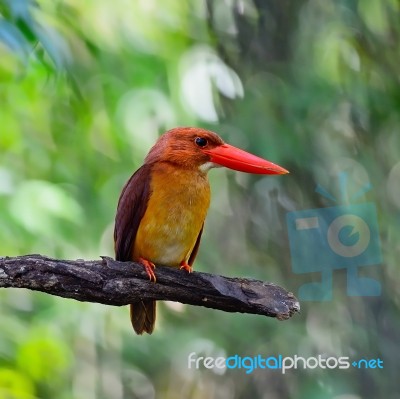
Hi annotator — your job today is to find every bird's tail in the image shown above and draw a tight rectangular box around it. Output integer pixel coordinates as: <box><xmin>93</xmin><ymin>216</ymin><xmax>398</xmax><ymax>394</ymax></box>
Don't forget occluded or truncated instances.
<box><xmin>130</xmin><ymin>301</ymin><xmax>156</xmax><ymax>335</ymax></box>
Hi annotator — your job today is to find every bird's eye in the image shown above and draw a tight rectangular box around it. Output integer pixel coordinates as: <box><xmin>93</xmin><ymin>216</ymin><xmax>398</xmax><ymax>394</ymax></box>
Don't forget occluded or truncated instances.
<box><xmin>195</xmin><ymin>137</ymin><xmax>208</xmax><ymax>147</ymax></box>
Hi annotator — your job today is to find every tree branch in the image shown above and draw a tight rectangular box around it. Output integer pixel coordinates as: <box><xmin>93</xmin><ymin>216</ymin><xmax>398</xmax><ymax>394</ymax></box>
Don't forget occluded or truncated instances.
<box><xmin>0</xmin><ymin>255</ymin><xmax>299</xmax><ymax>320</ymax></box>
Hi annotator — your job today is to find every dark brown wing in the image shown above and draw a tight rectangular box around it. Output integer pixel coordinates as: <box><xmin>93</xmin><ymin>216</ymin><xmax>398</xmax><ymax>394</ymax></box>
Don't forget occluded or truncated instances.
<box><xmin>114</xmin><ymin>164</ymin><xmax>152</xmax><ymax>261</ymax></box>
<box><xmin>188</xmin><ymin>224</ymin><xmax>204</xmax><ymax>266</ymax></box>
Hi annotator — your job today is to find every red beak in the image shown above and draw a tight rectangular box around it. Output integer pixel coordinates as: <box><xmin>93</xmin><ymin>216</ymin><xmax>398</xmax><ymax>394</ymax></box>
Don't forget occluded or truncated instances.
<box><xmin>203</xmin><ymin>143</ymin><xmax>289</xmax><ymax>175</ymax></box>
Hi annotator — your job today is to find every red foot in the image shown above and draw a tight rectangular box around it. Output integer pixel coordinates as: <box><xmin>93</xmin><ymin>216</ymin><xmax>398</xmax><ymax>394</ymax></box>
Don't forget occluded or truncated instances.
<box><xmin>138</xmin><ymin>257</ymin><xmax>156</xmax><ymax>282</ymax></box>
<box><xmin>180</xmin><ymin>261</ymin><xmax>193</xmax><ymax>273</ymax></box>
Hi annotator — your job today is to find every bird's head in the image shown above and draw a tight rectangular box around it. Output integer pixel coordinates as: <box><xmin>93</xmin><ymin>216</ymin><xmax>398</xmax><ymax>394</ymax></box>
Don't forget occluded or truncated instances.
<box><xmin>145</xmin><ymin>127</ymin><xmax>289</xmax><ymax>175</ymax></box>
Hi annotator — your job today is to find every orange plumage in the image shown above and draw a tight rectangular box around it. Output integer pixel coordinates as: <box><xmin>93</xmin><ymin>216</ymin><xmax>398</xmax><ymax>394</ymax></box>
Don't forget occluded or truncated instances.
<box><xmin>114</xmin><ymin>127</ymin><xmax>288</xmax><ymax>334</ymax></box>
<box><xmin>133</xmin><ymin>163</ymin><xmax>210</xmax><ymax>267</ymax></box>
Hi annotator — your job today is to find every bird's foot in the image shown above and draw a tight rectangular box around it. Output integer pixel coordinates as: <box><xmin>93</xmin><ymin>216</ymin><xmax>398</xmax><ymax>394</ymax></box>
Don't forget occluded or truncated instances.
<box><xmin>138</xmin><ymin>257</ymin><xmax>156</xmax><ymax>282</ymax></box>
<box><xmin>179</xmin><ymin>261</ymin><xmax>192</xmax><ymax>273</ymax></box>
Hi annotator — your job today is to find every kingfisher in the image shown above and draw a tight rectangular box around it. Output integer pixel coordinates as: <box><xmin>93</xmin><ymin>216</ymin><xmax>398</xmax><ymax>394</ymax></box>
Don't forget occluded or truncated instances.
<box><xmin>114</xmin><ymin>127</ymin><xmax>288</xmax><ymax>334</ymax></box>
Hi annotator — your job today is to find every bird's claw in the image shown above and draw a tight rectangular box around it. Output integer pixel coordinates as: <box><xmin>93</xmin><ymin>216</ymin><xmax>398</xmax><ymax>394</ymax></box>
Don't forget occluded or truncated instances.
<box><xmin>180</xmin><ymin>261</ymin><xmax>192</xmax><ymax>273</ymax></box>
<box><xmin>138</xmin><ymin>258</ymin><xmax>156</xmax><ymax>282</ymax></box>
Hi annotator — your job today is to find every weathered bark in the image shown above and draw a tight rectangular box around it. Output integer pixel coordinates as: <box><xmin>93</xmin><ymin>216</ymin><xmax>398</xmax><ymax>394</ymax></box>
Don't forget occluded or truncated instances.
<box><xmin>0</xmin><ymin>254</ymin><xmax>299</xmax><ymax>320</ymax></box>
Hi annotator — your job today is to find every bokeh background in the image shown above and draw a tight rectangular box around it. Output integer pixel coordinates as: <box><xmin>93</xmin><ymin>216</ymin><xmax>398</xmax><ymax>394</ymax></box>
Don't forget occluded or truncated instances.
<box><xmin>1</xmin><ymin>0</ymin><xmax>399</xmax><ymax>398</ymax></box>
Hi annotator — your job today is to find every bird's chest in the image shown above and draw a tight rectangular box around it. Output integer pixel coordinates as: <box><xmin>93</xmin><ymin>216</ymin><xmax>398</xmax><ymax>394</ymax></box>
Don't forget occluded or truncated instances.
<box><xmin>133</xmin><ymin>168</ymin><xmax>210</xmax><ymax>266</ymax></box>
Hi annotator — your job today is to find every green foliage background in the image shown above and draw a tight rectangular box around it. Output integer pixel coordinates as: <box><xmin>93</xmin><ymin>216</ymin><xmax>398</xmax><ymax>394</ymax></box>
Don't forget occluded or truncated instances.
<box><xmin>1</xmin><ymin>1</ymin><xmax>399</xmax><ymax>398</ymax></box>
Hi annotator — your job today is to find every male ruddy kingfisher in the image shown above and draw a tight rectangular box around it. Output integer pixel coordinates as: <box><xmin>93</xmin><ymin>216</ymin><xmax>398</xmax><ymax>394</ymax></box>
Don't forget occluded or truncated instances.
<box><xmin>114</xmin><ymin>127</ymin><xmax>288</xmax><ymax>335</ymax></box>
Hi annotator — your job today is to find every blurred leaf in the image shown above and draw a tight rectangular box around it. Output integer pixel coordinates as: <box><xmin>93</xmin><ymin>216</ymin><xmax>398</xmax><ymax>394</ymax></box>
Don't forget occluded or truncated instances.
<box><xmin>16</xmin><ymin>332</ymin><xmax>70</xmax><ymax>383</ymax></box>
<box><xmin>0</xmin><ymin>20</ymin><xmax>30</xmax><ymax>58</ymax></box>
<box><xmin>0</xmin><ymin>368</ymin><xmax>35</xmax><ymax>399</ymax></box>
<box><xmin>9</xmin><ymin>180</ymin><xmax>84</xmax><ymax>235</ymax></box>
